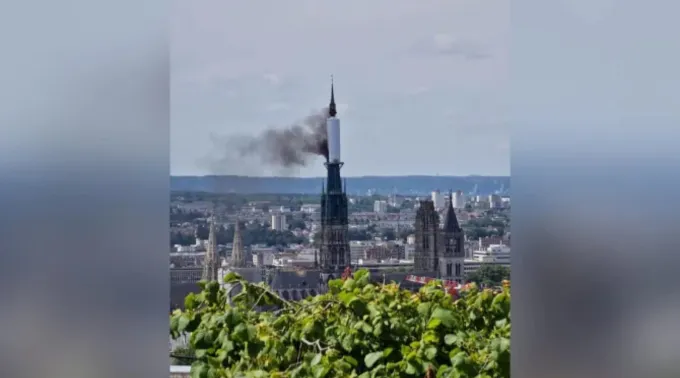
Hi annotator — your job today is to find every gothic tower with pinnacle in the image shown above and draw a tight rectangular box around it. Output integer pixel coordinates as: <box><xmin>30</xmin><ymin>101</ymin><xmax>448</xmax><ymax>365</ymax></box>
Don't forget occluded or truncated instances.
<box><xmin>202</xmin><ymin>209</ymin><xmax>219</xmax><ymax>281</ymax></box>
<box><xmin>230</xmin><ymin>220</ymin><xmax>246</xmax><ymax>268</ymax></box>
<box><xmin>439</xmin><ymin>191</ymin><xmax>465</xmax><ymax>282</ymax></box>
<box><xmin>319</xmin><ymin>78</ymin><xmax>350</xmax><ymax>273</ymax></box>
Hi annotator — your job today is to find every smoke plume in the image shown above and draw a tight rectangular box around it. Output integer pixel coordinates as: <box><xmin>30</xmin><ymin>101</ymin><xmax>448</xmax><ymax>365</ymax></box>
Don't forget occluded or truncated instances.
<box><xmin>204</xmin><ymin>108</ymin><xmax>329</xmax><ymax>175</ymax></box>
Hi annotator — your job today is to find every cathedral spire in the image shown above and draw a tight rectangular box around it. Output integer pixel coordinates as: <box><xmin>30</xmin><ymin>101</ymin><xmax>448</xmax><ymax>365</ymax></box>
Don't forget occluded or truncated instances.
<box><xmin>202</xmin><ymin>206</ymin><xmax>219</xmax><ymax>281</ymax></box>
<box><xmin>328</xmin><ymin>75</ymin><xmax>337</xmax><ymax>117</ymax></box>
<box><xmin>443</xmin><ymin>190</ymin><xmax>460</xmax><ymax>232</ymax></box>
<box><xmin>231</xmin><ymin>219</ymin><xmax>245</xmax><ymax>267</ymax></box>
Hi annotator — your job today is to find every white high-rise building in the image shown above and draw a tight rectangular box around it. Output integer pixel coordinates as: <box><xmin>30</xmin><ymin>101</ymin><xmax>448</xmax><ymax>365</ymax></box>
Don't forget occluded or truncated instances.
<box><xmin>452</xmin><ymin>190</ymin><xmax>466</xmax><ymax>209</ymax></box>
<box><xmin>271</xmin><ymin>214</ymin><xmax>288</xmax><ymax>231</ymax></box>
<box><xmin>431</xmin><ymin>190</ymin><xmax>445</xmax><ymax>209</ymax></box>
<box><xmin>373</xmin><ymin>200</ymin><xmax>388</xmax><ymax>213</ymax></box>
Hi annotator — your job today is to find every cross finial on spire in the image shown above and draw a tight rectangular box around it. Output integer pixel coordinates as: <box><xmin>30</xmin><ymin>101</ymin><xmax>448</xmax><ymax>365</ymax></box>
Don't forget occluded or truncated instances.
<box><xmin>328</xmin><ymin>75</ymin><xmax>337</xmax><ymax>117</ymax></box>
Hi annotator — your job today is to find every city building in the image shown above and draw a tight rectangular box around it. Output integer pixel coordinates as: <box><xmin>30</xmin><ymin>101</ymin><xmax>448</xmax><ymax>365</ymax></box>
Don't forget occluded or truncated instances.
<box><xmin>300</xmin><ymin>203</ymin><xmax>321</xmax><ymax>213</ymax></box>
<box><xmin>431</xmin><ymin>190</ymin><xmax>445</xmax><ymax>209</ymax></box>
<box><xmin>271</xmin><ymin>213</ymin><xmax>288</xmax><ymax>231</ymax></box>
<box><xmin>373</xmin><ymin>200</ymin><xmax>388</xmax><ymax>213</ymax></box>
<box><xmin>489</xmin><ymin>194</ymin><xmax>503</xmax><ymax>209</ymax></box>
<box><xmin>463</xmin><ymin>241</ymin><xmax>511</xmax><ymax>275</ymax></box>
<box><xmin>452</xmin><ymin>190</ymin><xmax>466</xmax><ymax>209</ymax></box>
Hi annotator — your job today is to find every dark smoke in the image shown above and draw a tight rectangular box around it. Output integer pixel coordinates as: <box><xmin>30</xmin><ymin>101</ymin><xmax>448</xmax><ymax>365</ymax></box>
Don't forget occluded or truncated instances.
<box><xmin>205</xmin><ymin>108</ymin><xmax>330</xmax><ymax>174</ymax></box>
<box><xmin>242</xmin><ymin>107</ymin><xmax>330</xmax><ymax>166</ymax></box>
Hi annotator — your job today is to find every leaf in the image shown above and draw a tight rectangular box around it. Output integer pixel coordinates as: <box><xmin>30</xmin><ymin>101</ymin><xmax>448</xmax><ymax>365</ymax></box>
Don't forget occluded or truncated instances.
<box><xmin>364</xmin><ymin>351</ymin><xmax>383</xmax><ymax>368</ymax></box>
<box><xmin>382</xmin><ymin>347</ymin><xmax>394</xmax><ymax>358</ymax></box>
<box><xmin>184</xmin><ymin>293</ymin><xmax>197</xmax><ymax>310</ymax></box>
<box><xmin>430</xmin><ymin>308</ymin><xmax>456</xmax><ymax>328</ymax></box>
<box><xmin>405</xmin><ymin>360</ymin><xmax>419</xmax><ymax>375</ymax></box>
<box><xmin>424</xmin><ymin>346</ymin><xmax>438</xmax><ymax>360</ymax></box>
<box><xmin>342</xmin><ymin>278</ymin><xmax>356</xmax><ymax>291</ymax></box>
<box><xmin>417</xmin><ymin>303</ymin><xmax>432</xmax><ymax>317</ymax></box>
<box><xmin>444</xmin><ymin>334</ymin><xmax>458</xmax><ymax>345</ymax></box>
<box><xmin>450</xmin><ymin>351</ymin><xmax>467</xmax><ymax>367</ymax></box>
<box><xmin>194</xmin><ymin>348</ymin><xmax>207</xmax><ymax>358</ymax></box>
<box><xmin>189</xmin><ymin>363</ymin><xmax>208</xmax><ymax>378</ymax></box>
<box><xmin>312</xmin><ymin>364</ymin><xmax>330</xmax><ymax>378</ymax></box>
<box><xmin>427</xmin><ymin>318</ymin><xmax>441</xmax><ymax>329</ymax></box>
<box><xmin>310</xmin><ymin>353</ymin><xmax>322</xmax><ymax>366</ymax></box>
<box><xmin>341</xmin><ymin>334</ymin><xmax>354</xmax><ymax>352</ymax></box>
<box><xmin>177</xmin><ymin>314</ymin><xmax>191</xmax><ymax>332</ymax></box>
<box><xmin>223</xmin><ymin>272</ymin><xmax>242</xmax><ymax>282</ymax></box>
<box><xmin>343</xmin><ymin>355</ymin><xmax>358</xmax><ymax>367</ymax></box>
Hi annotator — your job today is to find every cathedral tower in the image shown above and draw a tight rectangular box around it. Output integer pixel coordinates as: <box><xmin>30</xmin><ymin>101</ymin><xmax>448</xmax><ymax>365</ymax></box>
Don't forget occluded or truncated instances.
<box><xmin>202</xmin><ymin>209</ymin><xmax>219</xmax><ymax>281</ymax></box>
<box><xmin>230</xmin><ymin>220</ymin><xmax>246</xmax><ymax>268</ymax></box>
<box><xmin>414</xmin><ymin>199</ymin><xmax>439</xmax><ymax>272</ymax></box>
<box><xmin>319</xmin><ymin>77</ymin><xmax>350</xmax><ymax>272</ymax></box>
<box><xmin>439</xmin><ymin>191</ymin><xmax>465</xmax><ymax>282</ymax></box>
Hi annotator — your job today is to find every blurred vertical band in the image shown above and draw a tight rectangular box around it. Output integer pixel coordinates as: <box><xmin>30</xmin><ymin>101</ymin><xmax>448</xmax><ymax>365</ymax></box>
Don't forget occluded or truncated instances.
<box><xmin>0</xmin><ymin>1</ymin><xmax>169</xmax><ymax>378</ymax></box>
<box><xmin>512</xmin><ymin>1</ymin><xmax>680</xmax><ymax>378</ymax></box>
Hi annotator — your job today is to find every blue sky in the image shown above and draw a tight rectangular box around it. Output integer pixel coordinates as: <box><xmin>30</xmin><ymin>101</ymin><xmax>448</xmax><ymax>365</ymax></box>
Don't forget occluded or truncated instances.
<box><xmin>171</xmin><ymin>0</ymin><xmax>508</xmax><ymax>177</ymax></box>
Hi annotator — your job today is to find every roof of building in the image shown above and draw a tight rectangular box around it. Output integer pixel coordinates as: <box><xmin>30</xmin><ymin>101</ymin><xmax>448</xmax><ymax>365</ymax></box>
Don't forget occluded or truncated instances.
<box><xmin>270</xmin><ymin>269</ymin><xmax>323</xmax><ymax>289</ymax></box>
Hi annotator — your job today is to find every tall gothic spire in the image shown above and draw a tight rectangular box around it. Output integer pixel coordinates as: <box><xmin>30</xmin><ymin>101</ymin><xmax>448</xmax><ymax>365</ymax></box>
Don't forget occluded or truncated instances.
<box><xmin>328</xmin><ymin>75</ymin><xmax>337</xmax><ymax>117</ymax></box>
<box><xmin>202</xmin><ymin>208</ymin><xmax>219</xmax><ymax>281</ymax></box>
<box><xmin>231</xmin><ymin>220</ymin><xmax>245</xmax><ymax>267</ymax></box>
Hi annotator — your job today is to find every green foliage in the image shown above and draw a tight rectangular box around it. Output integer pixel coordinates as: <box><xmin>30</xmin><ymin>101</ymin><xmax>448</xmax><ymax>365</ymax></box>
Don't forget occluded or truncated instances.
<box><xmin>170</xmin><ymin>270</ymin><xmax>510</xmax><ymax>378</ymax></box>
<box><xmin>171</xmin><ymin>345</ymin><xmax>196</xmax><ymax>365</ymax></box>
<box><xmin>465</xmin><ymin>265</ymin><xmax>510</xmax><ymax>288</ymax></box>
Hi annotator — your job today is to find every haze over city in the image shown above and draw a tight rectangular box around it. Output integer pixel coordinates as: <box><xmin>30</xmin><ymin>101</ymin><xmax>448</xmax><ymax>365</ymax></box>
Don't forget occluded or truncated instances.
<box><xmin>171</xmin><ymin>0</ymin><xmax>508</xmax><ymax>177</ymax></box>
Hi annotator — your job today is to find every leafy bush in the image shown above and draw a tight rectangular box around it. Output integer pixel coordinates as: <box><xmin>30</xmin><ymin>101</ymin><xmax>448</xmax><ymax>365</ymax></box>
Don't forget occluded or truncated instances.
<box><xmin>169</xmin><ymin>269</ymin><xmax>510</xmax><ymax>378</ymax></box>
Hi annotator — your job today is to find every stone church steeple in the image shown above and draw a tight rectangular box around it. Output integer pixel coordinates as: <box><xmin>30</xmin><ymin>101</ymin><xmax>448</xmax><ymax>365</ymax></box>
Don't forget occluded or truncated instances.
<box><xmin>230</xmin><ymin>220</ymin><xmax>246</xmax><ymax>267</ymax></box>
<box><xmin>202</xmin><ymin>208</ymin><xmax>219</xmax><ymax>281</ymax></box>
<box><xmin>413</xmin><ymin>199</ymin><xmax>439</xmax><ymax>272</ymax></box>
<box><xmin>439</xmin><ymin>190</ymin><xmax>465</xmax><ymax>282</ymax></box>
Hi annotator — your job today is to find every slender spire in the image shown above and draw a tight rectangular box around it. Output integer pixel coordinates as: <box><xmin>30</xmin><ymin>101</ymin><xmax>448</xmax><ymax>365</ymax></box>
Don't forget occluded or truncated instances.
<box><xmin>202</xmin><ymin>206</ymin><xmax>219</xmax><ymax>281</ymax></box>
<box><xmin>443</xmin><ymin>190</ymin><xmax>460</xmax><ymax>232</ymax></box>
<box><xmin>328</xmin><ymin>75</ymin><xmax>337</xmax><ymax>117</ymax></box>
<box><xmin>231</xmin><ymin>219</ymin><xmax>245</xmax><ymax>267</ymax></box>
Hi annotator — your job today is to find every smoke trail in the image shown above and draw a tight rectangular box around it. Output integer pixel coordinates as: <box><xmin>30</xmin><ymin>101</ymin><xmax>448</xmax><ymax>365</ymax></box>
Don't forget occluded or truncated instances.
<box><xmin>203</xmin><ymin>108</ymin><xmax>329</xmax><ymax>175</ymax></box>
<box><xmin>240</xmin><ymin>107</ymin><xmax>330</xmax><ymax>166</ymax></box>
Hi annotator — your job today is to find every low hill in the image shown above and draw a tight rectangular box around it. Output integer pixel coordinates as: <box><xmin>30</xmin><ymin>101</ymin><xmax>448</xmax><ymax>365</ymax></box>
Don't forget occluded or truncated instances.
<box><xmin>171</xmin><ymin>175</ymin><xmax>510</xmax><ymax>195</ymax></box>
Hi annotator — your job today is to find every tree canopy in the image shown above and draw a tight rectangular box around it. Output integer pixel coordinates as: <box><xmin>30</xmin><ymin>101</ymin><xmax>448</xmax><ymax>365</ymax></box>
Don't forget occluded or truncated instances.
<box><xmin>465</xmin><ymin>265</ymin><xmax>510</xmax><ymax>288</ymax></box>
<box><xmin>170</xmin><ymin>269</ymin><xmax>510</xmax><ymax>377</ymax></box>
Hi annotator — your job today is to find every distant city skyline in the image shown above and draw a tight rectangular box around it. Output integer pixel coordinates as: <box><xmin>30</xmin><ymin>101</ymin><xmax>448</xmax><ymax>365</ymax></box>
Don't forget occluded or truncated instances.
<box><xmin>172</xmin><ymin>0</ymin><xmax>508</xmax><ymax>177</ymax></box>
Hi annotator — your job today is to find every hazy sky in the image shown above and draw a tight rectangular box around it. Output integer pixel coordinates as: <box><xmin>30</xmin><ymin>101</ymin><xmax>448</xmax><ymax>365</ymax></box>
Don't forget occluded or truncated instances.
<box><xmin>171</xmin><ymin>0</ymin><xmax>508</xmax><ymax>177</ymax></box>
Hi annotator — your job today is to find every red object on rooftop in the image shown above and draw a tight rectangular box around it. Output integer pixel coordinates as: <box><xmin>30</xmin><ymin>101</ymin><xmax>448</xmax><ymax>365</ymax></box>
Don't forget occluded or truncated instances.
<box><xmin>405</xmin><ymin>275</ymin><xmax>461</xmax><ymax>298</ymax></box>
<box><xmin>341</xmin><ymin>266</ymin><xmax>352</xmax><ymax>281</ymax></box>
